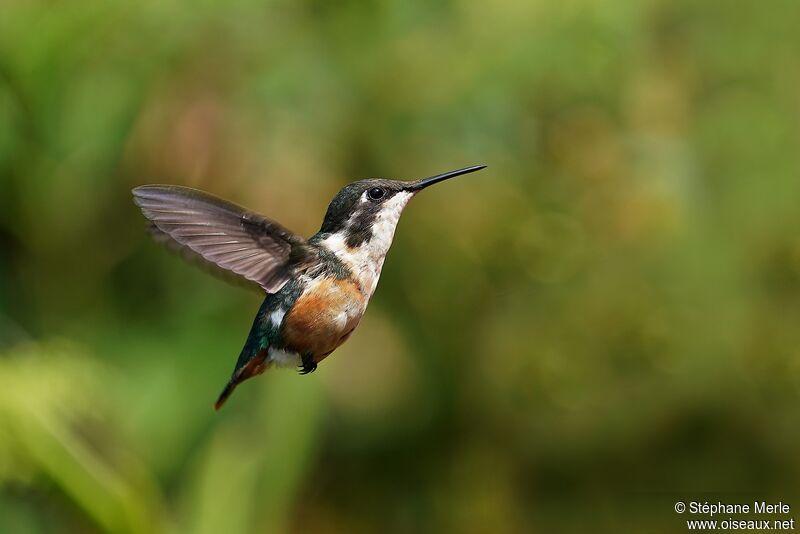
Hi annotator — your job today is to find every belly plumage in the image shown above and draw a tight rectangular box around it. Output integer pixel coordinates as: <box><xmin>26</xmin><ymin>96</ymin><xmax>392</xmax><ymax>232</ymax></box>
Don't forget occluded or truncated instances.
<box><xmin>279</xmin><ymin>276</ymin><xmax>367</xmax><ymax>362</ymax></box>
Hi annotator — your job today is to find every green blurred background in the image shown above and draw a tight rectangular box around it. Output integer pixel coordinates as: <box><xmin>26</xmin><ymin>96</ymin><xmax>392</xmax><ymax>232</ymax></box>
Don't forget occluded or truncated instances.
<box><xmin>2</xmin><ymin>0</ymin><xmax>800</xmax><ymax>532</ymax></box>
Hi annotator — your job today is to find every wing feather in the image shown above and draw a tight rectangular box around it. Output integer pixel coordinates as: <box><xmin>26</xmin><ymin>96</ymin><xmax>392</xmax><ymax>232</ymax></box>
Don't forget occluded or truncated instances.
<box><xmin>133</xmin><ymin>185</ymin><xmax>309</xmax><ymax>293</ymax></box>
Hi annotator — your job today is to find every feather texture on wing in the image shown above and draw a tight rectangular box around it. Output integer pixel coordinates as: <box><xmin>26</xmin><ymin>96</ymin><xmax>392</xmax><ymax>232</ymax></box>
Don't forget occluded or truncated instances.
<box><xmin>132</xmin><ymin>185</ymin><xmax>308</xmax><ymax>293</ymax></box>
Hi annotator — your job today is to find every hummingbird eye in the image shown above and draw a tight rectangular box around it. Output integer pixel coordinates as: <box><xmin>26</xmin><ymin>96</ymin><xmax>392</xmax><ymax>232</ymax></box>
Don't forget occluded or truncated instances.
<box><xmin>367</xmin><ymin>187</ymin><xmax>385</xmax><ymax>201</ymax></box>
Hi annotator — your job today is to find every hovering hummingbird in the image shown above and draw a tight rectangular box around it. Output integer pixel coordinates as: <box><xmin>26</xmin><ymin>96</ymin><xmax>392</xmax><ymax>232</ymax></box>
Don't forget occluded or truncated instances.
<box><xmin>132</xmin><ymin>165</ymin><xmax>486</xmax><ymax>409</ymax></box>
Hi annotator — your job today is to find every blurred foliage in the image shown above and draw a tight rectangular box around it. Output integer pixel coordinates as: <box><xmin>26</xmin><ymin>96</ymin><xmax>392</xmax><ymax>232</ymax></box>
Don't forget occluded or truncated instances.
<box><xmin>2</xmin><ymin>0</ymin><xmax>800</xmax><ymax>532</ymax></box>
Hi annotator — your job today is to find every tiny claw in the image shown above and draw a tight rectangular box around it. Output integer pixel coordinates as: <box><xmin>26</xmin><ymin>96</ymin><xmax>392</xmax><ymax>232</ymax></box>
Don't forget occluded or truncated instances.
<box><xmin>298</xmin><ymin>354</ymin><xmax>317</xmax><ymax>375</ymax></box>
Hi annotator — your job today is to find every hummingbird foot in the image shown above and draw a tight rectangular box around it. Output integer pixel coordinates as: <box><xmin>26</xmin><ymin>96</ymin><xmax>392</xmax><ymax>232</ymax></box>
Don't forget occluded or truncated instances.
<box><xmin>298</xmin><ymin>354</ymin><xmax>317</xmax><ymax>375</ymax></box>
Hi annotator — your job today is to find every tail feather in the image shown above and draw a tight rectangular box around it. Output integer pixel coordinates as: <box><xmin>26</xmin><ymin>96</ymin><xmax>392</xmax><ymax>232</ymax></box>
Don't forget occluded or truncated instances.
<box><xmin>213</xmin><ymin>348</ymin><xmax>270</xmax><ymax>410</ymax></box>
<box><xmin>214</xmin><ymin>382</ymin><xmax>237</xmax><ymax>411</ymax></box>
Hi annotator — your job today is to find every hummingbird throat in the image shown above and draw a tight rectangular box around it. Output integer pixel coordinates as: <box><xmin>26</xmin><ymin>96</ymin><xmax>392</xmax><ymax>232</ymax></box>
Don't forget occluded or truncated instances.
<box><xmin>319</xmin><ymin>190</ymin><xmax>413</xmax><ymax>296</ymax></box>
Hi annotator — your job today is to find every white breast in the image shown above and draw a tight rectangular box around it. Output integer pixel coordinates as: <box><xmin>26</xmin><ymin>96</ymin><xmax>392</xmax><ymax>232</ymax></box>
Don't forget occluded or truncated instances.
<box><xmin>320</xmin><ymin>191</ymin><xmax>412</xmax><ymax>297</ymax></box>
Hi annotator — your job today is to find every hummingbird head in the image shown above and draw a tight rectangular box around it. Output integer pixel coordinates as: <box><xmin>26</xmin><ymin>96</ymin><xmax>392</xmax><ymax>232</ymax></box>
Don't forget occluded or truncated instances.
<box><xmin>315</xmin><ymin>165</ymin><xmax>486</xmax><ymax>293</ymax></box>
<box><xmin>318</xmin><ymin>165</ymin><xmax>486</xmax><ymax>247</ymax></box>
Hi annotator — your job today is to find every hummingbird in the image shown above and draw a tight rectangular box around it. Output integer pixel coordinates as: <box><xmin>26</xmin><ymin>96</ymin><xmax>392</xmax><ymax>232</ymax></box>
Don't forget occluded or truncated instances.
<box><xmin>132</xmin><ymin>164</ymin><xmax>486</xmax><ymax>409</ymax></box>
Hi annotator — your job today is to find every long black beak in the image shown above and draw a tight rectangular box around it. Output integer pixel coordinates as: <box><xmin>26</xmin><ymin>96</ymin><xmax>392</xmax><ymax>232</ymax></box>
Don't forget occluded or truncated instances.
<box><xmin>405</xmin><ymin>165</ymin><xmax>486</xmax><ymax>192</ymax></box>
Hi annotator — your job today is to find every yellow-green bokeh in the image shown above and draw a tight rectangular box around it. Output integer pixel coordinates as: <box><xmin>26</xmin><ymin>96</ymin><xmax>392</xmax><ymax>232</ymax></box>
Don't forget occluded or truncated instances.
<box><xmin>2</xmin><ymin>0</ymin><xmax>800</xmax><ymax>532</ymax></box>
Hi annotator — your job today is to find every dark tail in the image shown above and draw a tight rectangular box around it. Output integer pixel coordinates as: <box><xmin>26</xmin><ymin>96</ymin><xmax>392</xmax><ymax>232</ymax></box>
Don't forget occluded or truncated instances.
<box><xmin>213</xmin><ymin>348</ymin><xmax>270</xmax><ymax>410</ymax></box>
<box><xmin>214</xmin><ymin>383</ymin><xmax>236</xmax><ymax>411</ymax></box>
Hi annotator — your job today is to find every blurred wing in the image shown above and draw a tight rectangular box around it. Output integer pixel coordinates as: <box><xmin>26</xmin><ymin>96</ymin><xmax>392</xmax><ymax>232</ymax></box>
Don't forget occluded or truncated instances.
<box><xmin>146</xmin><ymin>222</ymin><xmax>263</xmax><ymax>293</ymax></box>
<box><xmin>133</xmin><ymin>185</ymin><xmax>307</xmax><ymax>293</ymax></box>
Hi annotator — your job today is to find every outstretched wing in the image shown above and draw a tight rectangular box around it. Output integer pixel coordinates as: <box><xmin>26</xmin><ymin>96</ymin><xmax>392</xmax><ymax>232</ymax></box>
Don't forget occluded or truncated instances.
<box><xmin>132</xmin><ymin>185</ymin><xmax>309</xmax><ymax>293</ymax></box>
<box><xmin>146</xmin><ymin>222</ymin><xmax>263</xmax><ymax>292</ymax></box>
